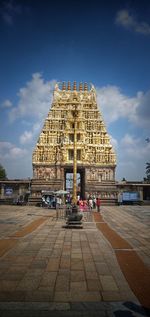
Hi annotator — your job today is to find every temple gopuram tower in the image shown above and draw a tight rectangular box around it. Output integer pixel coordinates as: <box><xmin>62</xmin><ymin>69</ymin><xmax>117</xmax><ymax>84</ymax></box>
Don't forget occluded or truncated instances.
<box><xmin>31</xmin><ymin>82</ymin><xmax>117</xmax><ymax>203</ymax></box>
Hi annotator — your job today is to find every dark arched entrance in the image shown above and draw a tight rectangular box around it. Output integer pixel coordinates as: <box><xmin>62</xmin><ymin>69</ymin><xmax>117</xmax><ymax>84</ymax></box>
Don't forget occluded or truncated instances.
<box><xmin>64</xmin><ymin>167</ymin><xmax>85</xmax><ymax>199</ymax></box>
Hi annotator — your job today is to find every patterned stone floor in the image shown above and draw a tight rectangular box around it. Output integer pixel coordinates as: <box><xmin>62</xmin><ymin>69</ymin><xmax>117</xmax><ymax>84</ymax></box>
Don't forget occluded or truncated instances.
<box><xmin>0</xmin><ymin>204</ymin><xmax>149</xmax><ymax>316</ymax></box>
<box><xmin>102</xmin><ymin>206</ymin><xmax>150</xmax><ymax>268</ymax></box>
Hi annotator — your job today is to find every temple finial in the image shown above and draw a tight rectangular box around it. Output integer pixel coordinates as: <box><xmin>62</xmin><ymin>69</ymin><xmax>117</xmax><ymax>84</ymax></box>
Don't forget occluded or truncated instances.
<box><xmin>84</xmin><ymin>82</ymin><xmax>88</xmax><ymax>91</ymax></box>
<box><xmin>73</xmin><ymin>81</ymin><xmax>77</xmax><ymax>90</ymax></box>
<box><xmin>62</xmin><ymin>82</ymin><xmax>66</xmax><ymax>90</ymax></box>
<box><xmin>67</xmin><ymin>81</ymin><xmax>71</xmax><ymax>90</ymax></box>
<box><xmin>79</xmin><ymin>82</ymin><xmax>83</xmax><ymax>91</ymax></box>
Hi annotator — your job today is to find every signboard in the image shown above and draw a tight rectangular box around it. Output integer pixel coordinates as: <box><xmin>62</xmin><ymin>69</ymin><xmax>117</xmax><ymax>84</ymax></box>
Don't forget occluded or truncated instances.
<box><xmin>122</xmin><ymin>192</ymin><xmax>139</xmax><ymax>202</ymax></box>
<box><xmin>5</xmin><ymin>187</ymin><xmax>13</xmax><ymax>196</ymax></box>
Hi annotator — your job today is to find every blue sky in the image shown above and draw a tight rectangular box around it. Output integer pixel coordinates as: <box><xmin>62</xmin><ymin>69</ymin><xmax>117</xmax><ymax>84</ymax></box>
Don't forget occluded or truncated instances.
<box><xmin>0</xmin><ymin>0</ymin><xmax>150</xmax><ymax>180</ymax></box>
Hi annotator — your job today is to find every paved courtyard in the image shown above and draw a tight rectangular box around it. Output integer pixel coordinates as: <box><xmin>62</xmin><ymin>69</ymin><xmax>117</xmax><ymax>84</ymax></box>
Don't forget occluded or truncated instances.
<box><xmin>0</xmin><ymin>204</ymin><xmax>149</xmax><ymax>316</ymax></box>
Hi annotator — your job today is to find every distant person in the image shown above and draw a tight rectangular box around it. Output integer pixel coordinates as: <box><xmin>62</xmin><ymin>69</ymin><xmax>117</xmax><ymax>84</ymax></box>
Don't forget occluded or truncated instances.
<box><xmin>96</xmin><ymin>197</ymin><xmax>101</xmax><ymax>212</ymax></box>
<box><xmin>88</xmin><ymin>198</ymin><xmax>93</xmax><ymax>210</ymax></box>
<box><xmin>118</xmin><ymin>193</ymin><xmax>123</xmax><ymax>206</ymax></box>
<box><xmin>56</xmin><ymin>196</ymin><xmax>61</xmax><ymax>208</ymax></box>
<box><xmin>79</xmin><ymin>199</ymin><xmax>84</xmax><ymax>212</ymax></box>
<box><xmin>93</xmin><ymin>195</ymin><xmax>96</xmax><ymax>208</ymax></box>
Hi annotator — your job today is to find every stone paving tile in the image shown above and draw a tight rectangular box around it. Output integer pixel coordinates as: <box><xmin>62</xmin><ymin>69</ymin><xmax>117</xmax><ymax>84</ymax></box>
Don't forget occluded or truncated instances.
<box><xmin>0</xmin><ymin>271</ymin><xmax>26</xmax><ymax>281</ymax></box>
<box><xmin>85</xmin><ymin>271</ymin><xmax>99</xmax><ymax>280</ymax></box>
<box><xmin>71</xmin><ymin>270</ymin><xmax>85</xmax><ymax>282</ymax></box>
<box><xmin>95</xmin><ymin>262</ymin><xmax>110</xmax><ymax>275</ymax></box>
<box><xmin>58</xmin><ymin>269</ymin><xmax>70</xmax><ymax>278</ymax></box>
<box><xmin>102</xmin><ymin>290</ymin><xmax>127</xmax><ymax>301</ymax></box>
<box><xmin>46</xmin><ymin>258</ymin><xmax>60</xmax><ymax>271</ymax></box>
<box><xmin>60</xmin><ymin>258</ymin><xmax>70</xmax><ymax>269</ymax></box>
<box><xmin>71</xmin><ymin>259</ymin><xmax>84</xmax><ymax>270</ymax></box>
<box><xmin>38</xmin><ymin>271</ymin><xmax>57</xmax><ymax>288</ymax></box>
<box><xmin>22</xmin><ymin>268</ymin><xmax>44</xmax><ymax>277</ymax></box>
<box><xmin>54</xmin><ymin>291</ymin><xmax>102</xmax><ymax>302</ymax></box>
<box><xmin>70</xmin><ymin>281</ymin><xmax>87</xmax><ymax>291</ymax></box>
<box><xmin>70</xmin><ymin>290</ymin><xmax>102</xmax><ymax>302</ymax></box>
<box><xmin>55</xmin><ymin>275</ymin><xmax>70</xmax><ymax>291</ymax></box>
<box><xmin>84</xmin><ymin>261</ymin><xmax>96</xmax><ymax>272</ymax></box>
<box><xmin>16</xmin><ymin>275</ymin><xmax>42</xmax><ymax>291</ymax></box>
<box><xmin>100</xmin><ymin>275</ymin><xmax>119</xmax><ymax>291</ymax></box>
<box><xmin>24</xmin><ymin>290</ymin><xmax>53</xmax><ymax>302</ymax></box>
<box><xmin>0</xmin><ymin>291</ymin><xmax>26</xmax><ymax>302</ymax></box>
<box><xmin>0</xmin><ymin>205</ymin><xmax>149</xmax><ymax>309</ymax></box>
<box><xmin>81</xmin><ymin>247</ymin><xmax>91</xmax><ymax>254</ymax></box>
<box><xmin>0</xmin><ymin>281</ymin><xmax>19</xmax><ymax>292</ymax></box>
<box><xmin>29</xmin><ymin>258</ymin><xmax>48</xmax><ymax>270</ymax></box>
<box><xmin>87</xmin><ymin>279</ymin><xmax>102</xmax><ymax>291</ymax></box>
<box><xmin>82</xmin><ymin>253</ymin><xmax>93</xmax><ymax>261</ymax></box>
<box><xmin>36</xmin><ymin>251</ymin><xmax>52</xmax><ymax>258</ymax></box>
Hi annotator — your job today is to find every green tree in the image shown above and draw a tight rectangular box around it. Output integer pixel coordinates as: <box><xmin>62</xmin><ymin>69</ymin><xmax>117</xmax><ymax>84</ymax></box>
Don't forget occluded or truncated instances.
<box><xmin>0</xmin><ymin>164</ymin><xmax>7</xmax><ymax>179</ymax></box>
<box><xmin>146</xmin><ymin>162</ymin><xmax>150</xmax><ymax>182</ymax></box>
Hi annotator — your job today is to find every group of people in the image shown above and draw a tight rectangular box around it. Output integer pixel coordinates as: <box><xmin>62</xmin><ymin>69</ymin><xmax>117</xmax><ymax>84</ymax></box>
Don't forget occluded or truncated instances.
<box><xmin>42</xmin><ymin>195</ymin><xmax>62</xmax><ymax>208</ymax></box>
<box><xmin>41</xmin><ymin>193</ymin><xmax>101</xmax><ymax>212</ymax></box>
<box><xmin>77</xmin><ymin>196</ymin><xmax>101</xmax><ymax>212</ymax></box>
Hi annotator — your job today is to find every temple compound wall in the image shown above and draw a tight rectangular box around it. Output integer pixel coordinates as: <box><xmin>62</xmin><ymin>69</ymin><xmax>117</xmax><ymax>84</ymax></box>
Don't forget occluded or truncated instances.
<box><xmin>31</xmin><ymin>81</ymin><xmax>117</xmax><ymax>202</ymax></box>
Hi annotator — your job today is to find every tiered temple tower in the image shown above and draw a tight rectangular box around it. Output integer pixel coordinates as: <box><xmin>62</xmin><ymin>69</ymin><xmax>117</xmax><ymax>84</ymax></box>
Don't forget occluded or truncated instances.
<box><xmin>32</xmin><ymin>82</ymin><xmax>117</xmax><ymax>202</ymax></box>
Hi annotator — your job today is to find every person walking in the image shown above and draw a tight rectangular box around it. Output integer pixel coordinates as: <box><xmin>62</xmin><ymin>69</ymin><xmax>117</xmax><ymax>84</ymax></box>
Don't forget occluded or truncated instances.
<box><xmin>96</xmin><ymin>197</ymin><xmax>101</xmax><ymax>212</ymax></box>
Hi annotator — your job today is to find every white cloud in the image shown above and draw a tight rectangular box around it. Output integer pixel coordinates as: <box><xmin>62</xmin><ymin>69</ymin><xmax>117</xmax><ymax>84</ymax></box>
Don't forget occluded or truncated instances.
<box><xmin>20</xmin><ymin>122</ymin><xmax>42</xmax><ymax>144</ymax></box>
<box><xmin>20</xmin><ymin>131</ymin><xmax>33</xmax><ymax>144</ymax></box>
<box><xmin>96</xmin><ymin>85</ymin><xmax>150</xmax><ymax>128</ymax></box>
<box><xmin>115</xmin><ymin>9</ymin><xmax>150</xmax><ymax>35</ymax></box>
<box><xmin>9</xmin><ymin>73</ymin><xmax>55</xmax><ymax>122</ymax></box>
<box><xmin>1</xmin><ymin>99</ymin><xmax>13</xmax><ymax>108</ymax></box>
<box><xmin>116</xmin><ymin>133</ymin><xmax>150</xmax><ymax>180</ymax></box>
<box><xmin>96</xmin><ymin>85</ymin><xmax>137</xmax><ymax>125</ymax></box>
<box><xmin>7</xmin><ymin>75</ymin><xmax>150</xmax><ymax>129</ymax></box>
<box><xmin>0</xmin><ymin>141</ymin><xmax>27</xmax><ymax>160</ymax></box>
<box><xmin>110</xmin><ymin>135</ymin><xmax>118</xmax><ymax>150</ymax></box>
<box><xmin>0</xmin><ymin>142</ymin><xmax>12</xmax><ymax>150</ymax></box>
<box><xmin>121</xmin><ymin>134</ymin><xmax>141</xmax><ymax>158</ymax></box>
<box><xmin>9</xmin><ymin>147</ymin><xmax>27</xmax><ymax>159</ymax></box>
<box><xmin>121</xmin><ymin>133</ymin><xmax>150</xmax><ymax>159</ymax></box>
<box><xmin>0</xmin><ymin>142</ymin><xmax>31</xmax><ymax>179</ymax></box>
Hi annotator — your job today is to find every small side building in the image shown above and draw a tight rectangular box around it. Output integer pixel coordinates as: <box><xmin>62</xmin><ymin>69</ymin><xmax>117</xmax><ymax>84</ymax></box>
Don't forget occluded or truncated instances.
<box><xmin>0</xmin><ymin>178</ymin><xmax>150</xmax><ymax>206</ymax></box>
<box><xmin>0</xmin><ymin>179</ymin><xmax>31</xmax><ymax>204</ymax></box>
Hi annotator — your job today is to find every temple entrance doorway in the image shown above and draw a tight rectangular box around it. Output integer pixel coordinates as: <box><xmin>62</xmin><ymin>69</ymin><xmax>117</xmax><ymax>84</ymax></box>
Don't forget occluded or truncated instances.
<box><xmin>64</xmin><ymin>167</ymin><xmax>85</xmax><ymax>199</ymax></box>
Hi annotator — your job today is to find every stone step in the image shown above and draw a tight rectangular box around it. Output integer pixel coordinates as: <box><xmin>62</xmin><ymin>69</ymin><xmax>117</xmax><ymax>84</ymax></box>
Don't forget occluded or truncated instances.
<box><xmin>28</xmin><ymin>197</ymin><xmax>42</xmax><ymax>206</ymax></box>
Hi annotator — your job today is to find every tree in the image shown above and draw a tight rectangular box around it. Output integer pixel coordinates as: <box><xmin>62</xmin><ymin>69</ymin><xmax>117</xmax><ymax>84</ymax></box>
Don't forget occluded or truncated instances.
<box><xmin>146</xmin><ymin>162</ymin><xmax>150</xmax><ymax>182</ymax></box>
<box><xmin>0</xmin><ymin>164</ymin><xmax>7</xmax><ymax>179</ymax></box>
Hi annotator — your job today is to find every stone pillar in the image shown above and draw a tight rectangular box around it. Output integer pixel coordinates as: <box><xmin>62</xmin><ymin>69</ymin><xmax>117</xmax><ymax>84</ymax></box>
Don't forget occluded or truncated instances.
<box><xmin>139</xmin><ymin>186</ymin><xmax>143</xmax><ymax>201</ymax></box>
<box><xmin>0</xmin><ymin>184</ymin><xmax>5</xmax><ymax>198</ymax></box>
<box><xmin>19</xmin><ymin>185</ymin><xmax>23</xmax><ymax>196</ymax></box>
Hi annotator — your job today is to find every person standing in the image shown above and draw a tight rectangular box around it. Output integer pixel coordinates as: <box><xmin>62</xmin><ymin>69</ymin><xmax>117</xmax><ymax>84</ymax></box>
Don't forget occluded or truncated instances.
<box><xmin>93</xmin><ymin>195</ymin><xmax>96</xmax><ymax>209</ymax></box>
<box><xmin>96</xmin><ymin>197</ymin><xmax>101</xmax><ymax>212</ymax></box>
<box><xmin>118</xmin><ymin>193</ymin><xmax>123</xmax><ymax>206</ymax></box>
<box><xmin>56</xmin><ymin>196</ymin><xmax>61</xmax><ymax>208</ymax></box>
<box><xmin>88</xmin><ymin>197</ymin><xmax>93</xmax><ymax>210</ymax></box>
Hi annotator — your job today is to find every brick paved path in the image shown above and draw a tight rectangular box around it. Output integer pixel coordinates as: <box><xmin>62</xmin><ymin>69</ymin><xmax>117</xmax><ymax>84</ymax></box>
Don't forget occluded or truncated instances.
<box><xmin>0</xmin><ymin>205</ymin><xmax>149</xmax><ymax>316</ymax></box>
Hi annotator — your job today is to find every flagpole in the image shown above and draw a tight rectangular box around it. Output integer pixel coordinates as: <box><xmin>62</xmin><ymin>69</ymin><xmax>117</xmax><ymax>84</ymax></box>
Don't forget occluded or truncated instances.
<box><xmin>73</xmin><ymin>105</ymin><xmax>77</xmax><ymax>204</ymax></box>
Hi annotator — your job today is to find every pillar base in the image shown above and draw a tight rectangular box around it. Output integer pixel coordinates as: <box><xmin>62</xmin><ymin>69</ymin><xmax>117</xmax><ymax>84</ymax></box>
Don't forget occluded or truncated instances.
<box><xmin>63</xmin><ymin>204</ymin><xmax>83</xmax><ymax>229</ymax></box>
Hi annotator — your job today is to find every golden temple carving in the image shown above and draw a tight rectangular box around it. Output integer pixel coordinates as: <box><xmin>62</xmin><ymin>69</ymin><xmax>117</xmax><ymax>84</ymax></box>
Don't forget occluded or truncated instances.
<box><xmin>32</xmin><ymin>82</ymin><xmax>116</xmax><ymax>183</ymax></box>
